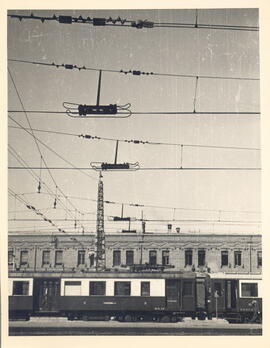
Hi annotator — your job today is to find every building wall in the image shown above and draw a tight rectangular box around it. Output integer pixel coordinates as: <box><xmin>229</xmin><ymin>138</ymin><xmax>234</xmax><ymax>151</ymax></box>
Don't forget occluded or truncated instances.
<box><xmin>8</xmin><ymin>232</ymin><xmax>262</xmax><ymax>275</ymax></box>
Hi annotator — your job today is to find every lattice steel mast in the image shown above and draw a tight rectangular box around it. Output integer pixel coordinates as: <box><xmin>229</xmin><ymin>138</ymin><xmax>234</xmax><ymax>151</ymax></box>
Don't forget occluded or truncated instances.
<box><xmin>95</xmin><ymin>172</ymin><xmax>106</xmax><ymax>270</ymax></box>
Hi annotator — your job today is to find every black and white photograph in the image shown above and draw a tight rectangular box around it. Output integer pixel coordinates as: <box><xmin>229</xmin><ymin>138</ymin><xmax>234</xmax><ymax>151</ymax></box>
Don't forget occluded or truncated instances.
<box><xmin>3</xmin><ymin>3</ymin><xmax>269</xmax><ymax>343</ymax></box>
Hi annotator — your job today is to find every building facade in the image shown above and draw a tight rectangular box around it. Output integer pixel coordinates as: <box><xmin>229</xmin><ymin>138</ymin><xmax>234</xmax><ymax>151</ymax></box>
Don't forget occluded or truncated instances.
<box><xmin>8</xmin><ymin>232</ymin><xmax>262</xmax><ymax>275</ymax></box>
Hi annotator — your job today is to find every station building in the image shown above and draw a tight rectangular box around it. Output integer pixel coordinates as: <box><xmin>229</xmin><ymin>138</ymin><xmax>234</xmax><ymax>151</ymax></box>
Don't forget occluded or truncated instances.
<box><xmin>8</xmin><ymin>232</ymin><xmax>262</xmax><ymax>275</ymax></box>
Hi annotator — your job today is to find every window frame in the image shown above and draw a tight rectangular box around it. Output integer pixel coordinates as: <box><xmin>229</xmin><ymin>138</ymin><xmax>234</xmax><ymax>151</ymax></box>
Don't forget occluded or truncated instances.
<box><xmin>221</xmin><ymin>250</ymin><xmax>229</xmax><ymax>267</ymax></box>
<box><xmin>141</xmin><ymin>281</ymin><xmax>150</xmax><ymax>296</ymax></box>
<box><xmin>89</xmin><ymin>281</ymin><xmax>106</xmax><ymax>296</ymax></box>
<box><xmin>113</xmin><ymin>250</ymin><xmax>121</xmax><ymax>267</ymax></box>
<box><xmin>185</xmin><ymin>249</ymin><xmax>193</xmax><ymax>266</ymax></box>
<box><xmin>55</xmin><ymin>250</ymin><xmax>63</xmax><ymax>265</ymax></box>
<box><xmin>198</xmin><ymin>249</ymin><xmax>206</xmax><ymax>266</ymax></box>
<box><xmin>162</xmin><ymin>250</ymin><xmax>170</xmax><ymax>266</ymax></box>
<box><xmin>126</xmin><ymin>250</ymin><xmax>134</xmax><ymax>266</ymax></box>
<box><xmin>77</xmin><ymin>250</ymin><xmax>86</xmax><ymax>266</ymax></box>
<box><xmin>20</xmin><ymin>250</ymin><xmax>29</xmax><ymax>266</ymax></box>
<box><xmin>257</xmin><ymin>251</ymin><xmax>262</xmax><ymax>268</ymax></box>
<box><xmin>114</xmin><ymin>281</ymin><xmax>131</xmax><ymax>296</ymax></box>
<box><xmin>149</xmin><ymin>250</ymin><xmax>157</xmax><ymax>265</ymax></box>
<box><xmin>12</xmin><ymin>281</ymin><xmax>29</xmax><ymax>296</ymax></box>
<box><xmin>240</xmin><ymin>282</ymin><xmax>258</xmax><ymax>298</ymax></box>
<box><xmin>234</xmin><ymin>250</ymin><xmax>242</xmax><ymax>266</ymax></box>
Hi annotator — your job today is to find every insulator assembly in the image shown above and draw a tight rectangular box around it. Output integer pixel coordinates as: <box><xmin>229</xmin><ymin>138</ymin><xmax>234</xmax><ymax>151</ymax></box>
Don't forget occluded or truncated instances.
<box><xmin>62</xmin><ymin>102</ymin><xmax>131</xmax><ymax>118</ymax></box>
<box><xmin>90</xmin><ymin>162</ymin><xmax>140</xmax><ymax>171</ymax></box>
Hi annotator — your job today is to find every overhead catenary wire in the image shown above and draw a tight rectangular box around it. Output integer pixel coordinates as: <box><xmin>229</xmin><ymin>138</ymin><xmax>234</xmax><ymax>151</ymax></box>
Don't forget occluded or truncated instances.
<box><xmin>8</xmin><ymin>109</ymin><xmax>261</xmax><ymax>116</ymax></box>
<box><xmin>7</xmin><ymin>191</ymin><xmax>260</xmax><ymax>215</ymax></box>
<box><xmin>7</xmin><ymin>11</ymin><xmax>259</xmax><ymax>31</ymax></box>
<box><xmin>8</xmin><ymin>166</ymin><xmax>261</xmax><ymax>171</ymax></box>
<box><xmin>8</xmin><ymin>146</ymin><xmax>90</xmax><ymax>221</ymax></box>
<box><xmin>8</xmin><ymin>125</ymin><xmax>261</xmax><ymax>151</ymax></box>
<box><xmin>8</xmin><ymin>58</ymin><xmax>260</xmax><ymax>81</ymax></box>
<box><xmin>6</xmin><ymin>68</ymin><xmax>89</xmax><ymax>233</ymax></box>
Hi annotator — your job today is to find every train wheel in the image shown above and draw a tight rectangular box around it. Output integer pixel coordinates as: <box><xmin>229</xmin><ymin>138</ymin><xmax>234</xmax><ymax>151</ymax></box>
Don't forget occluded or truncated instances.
<box><xmin>124</xmin><ymin>314</ymin><xmax>133</xmax><ymax>322</ymax></box>
<box><xmin>171</xmin><ymin>316</ymin><xmax>178</xmax><ymax>323</ymax></box>
<box><xmin>161</xmin><ymin>315</ymin><xmax>170</xmax><ymax>323</ymax></box>
<box><xmin>82</xmin><ymin>314</ymin><xmax>89</xmax><ymax>321</ymax></box>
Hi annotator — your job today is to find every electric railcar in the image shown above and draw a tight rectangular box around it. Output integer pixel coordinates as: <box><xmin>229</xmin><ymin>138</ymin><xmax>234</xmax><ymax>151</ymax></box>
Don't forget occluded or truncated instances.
<box><xmin>8</xmin><ymin>271</ymin><xmax>262</xmax><ymax>323</ymax></box>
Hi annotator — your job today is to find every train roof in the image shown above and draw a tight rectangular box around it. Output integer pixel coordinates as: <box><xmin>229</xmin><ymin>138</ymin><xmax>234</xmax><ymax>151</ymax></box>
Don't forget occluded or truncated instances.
<box><xmin>9</xmin><ymin>270</ymin><xmax>208</xmax><ymax>280</ymax></box>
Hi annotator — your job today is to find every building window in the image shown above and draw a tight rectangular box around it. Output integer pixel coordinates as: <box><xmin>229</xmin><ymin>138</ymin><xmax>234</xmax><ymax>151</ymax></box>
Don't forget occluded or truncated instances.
<box><xmin>89</xmin><ymin>253</ymin><xmax>95</xmax><ymax>267</ymax></box>
<box><xmin>8</xmin><ymin>249</ymin><xmax>14</xmax><ymax>266</ymax></box>
<box><xmin>162</xmin><ymin>250</ymin><xmax>170</xmax><ymax>266</ymax></box>
<box><xmin>149</xmin><ymin>250</ymin><xmax>157</xmax><ymax>265</ymax></box>
<box><xmin>113</xmin><ymin>250</ymin><xmax>121</xmax><ymax>266</ymax></box>
<box><xmin>12</xmin><ymin>281</ymin><xmax>29</xmax><ymax>295</ymax></box>
<box><xmin>78</xmin><ymin>250</ymin><xmax>85</xmax><ymax>265</ymax></box>
<box><xmin>183</xmin><ymin>281</ymin><xmax>193</xmax><ymax>296</ymax></box>
<box><xmin>55</xmin><ymin>250</ymin><xmax>63</xmax><ymax>265</ymax></box>
<box><xmin>241</xmin><ymin>283</ymin><xmax>258</xmax><ymax>297</ymax></box>
<box><xmin>126</xmin><ymin>250</ymin><xmax>134</xmax><ymax>266</ymax></box>
<box><xmin>89</xmin><ymin>281</ymin><xmax>106</xmax><ymax>296</ymax></box>
<box><xmin>42</xmin><ymin>250</ymin><xmax>50</xmax><ymax>266</ymax></box>
<box><xmin>20</xmin><ymin>250</ymin><xmax>28</xmax><ymax>266</ymax></box>
<box><xmin>234</xmin><ymin>251</ymin><xmax>242</xmax><ymax>266</ymax></box>
<box><xmin>198</xmin><ymin>249</ymin><xmax>205</xmax><ymax>266</ymax></box>
<box><xmin>185</xmin><ymin>249</ymin><xmax>192</xmax><ymax>266</ymax></box>
<box><xmin>114</xmin><ymin>281</ymin><xmax>131</xmax><ymax>296</ymax></box>
<box><xmin>257</xmin><ymin>251</ymin><xmax>262</xmax><ymax>267</ymax></box>
<box><xmin>221</xmin><ymin>250</ymin><xmax>228</xmax><ymax>267</ymax></box>
<box><xmin>141</xmin><ymin>282</ymin><xmax>150</xmax><ymax>296</ymax></box>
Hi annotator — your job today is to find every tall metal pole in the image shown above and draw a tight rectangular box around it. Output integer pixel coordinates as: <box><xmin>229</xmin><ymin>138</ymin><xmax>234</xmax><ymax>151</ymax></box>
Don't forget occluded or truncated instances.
<box><xmin>95</xmin><ymin>171</ymin><xmax>106</xmax><ymax>271</ymax></box>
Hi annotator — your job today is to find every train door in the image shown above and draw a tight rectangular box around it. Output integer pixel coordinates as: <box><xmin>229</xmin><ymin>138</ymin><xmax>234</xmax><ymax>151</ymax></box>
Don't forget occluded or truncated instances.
<box><xmin>33</xmin><ymin>278</ymin><xmax>60</xmax><ymax>313</ymax></box>
<box><xmin>212</xmin><ymin>279</ymin><xmax>226</xmax><ymax>314</ymax></box>
<box><xmin>196</xmin><ymin>278</ymin><xmax>206</xmax><ymax>310</ymax></box>
<box><xmin>181</xmin><ymin>279</ymin><xmax>195</xmax><ymax>312</ymax></box>
<box><xmin>165</xmin><ymin>279</ymin><xmax>181</xmax><ymax>311</ymax></box>
<box><xmin>225</xmin><ymin>280</ymin><xmax>237</xmax><ymax>310</ymax></box>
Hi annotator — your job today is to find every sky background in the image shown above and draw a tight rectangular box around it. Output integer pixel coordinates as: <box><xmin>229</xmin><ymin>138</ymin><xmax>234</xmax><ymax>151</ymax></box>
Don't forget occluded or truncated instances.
<box><xmin>7</xmin><ymin>8</ymin><xmax>260</xmax><ymax>235</ymax></box>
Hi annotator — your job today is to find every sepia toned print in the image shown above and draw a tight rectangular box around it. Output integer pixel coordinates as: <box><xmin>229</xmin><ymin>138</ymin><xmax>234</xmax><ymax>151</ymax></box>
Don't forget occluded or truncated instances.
<box><xmin>7</xmin><ymin>8</ymin><xmax>261</xmax><ymax>336</ymax></box>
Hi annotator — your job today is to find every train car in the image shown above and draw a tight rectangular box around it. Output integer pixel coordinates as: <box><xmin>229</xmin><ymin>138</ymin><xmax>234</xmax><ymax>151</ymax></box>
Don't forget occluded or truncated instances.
<box><xmin>9</xmin><ymin>271</ymin><xmax>209</xmax><ymax>322</ymax></box>
<box><xmin>207</xmin><ymin>273</ymin><xmax>262</xmax><ymax>323</ymax></box>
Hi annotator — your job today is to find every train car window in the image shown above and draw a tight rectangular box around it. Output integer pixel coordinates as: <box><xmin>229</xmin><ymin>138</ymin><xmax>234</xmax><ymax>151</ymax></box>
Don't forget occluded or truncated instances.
<box><xmin>42</xmin><ymin>250</ymin><xmax>50</xmax><ymax>266</ymax></box>
<box><xmin>241</xmin><ymin>283</ymin><xmax>258</xmax><ymax>297</ymax></box>
<box><xmin>13</xmin><ymin>281</ymin><xmax>29</xmax><ymax>295</ymax></box>
<box><xmin>149</xmin><ymin>250</ymin><xmax>157</xmax><ymax>265</ymax></box>
<box><xmin>141</xmin><ymin>282</ymin><xmax>150</xmax><ymax>296</ymax></box>
<box><xmin>185</xmin><ymin>249</ymin><xmax>192</xmax><ymax>266</ymax></box>
<box><xmin>55</xmin><ymin>250</ymin><xmax>63</xmax><ymax>265</ymax></box>
<box><xmin>183</xmin><ymin>281</ymin><xmax>193</xmax><ymax>296</ymax></box>
<box><xmin>114</xmin><ymin>281</ymin><xmax>131</xmax><ymax>296</ymax></box>
<box><xmin>221</xmin><ymin>251</ymin><xmax>228</xmax><ymax>267</ymax></box>
<box><xmin>89</xmin><ymin>281</ymin><xmax>106</xmax><ymax>295</ymax></box>
<box><xmin>113</xmin><ymin>250</ymin><xmax>121</xmax><ymax>266</ymax></box>
<box><xmin>126</xmin><ymin>250</ymin><xmax>134</xmax><ymax>266</ymax></box>
<box><xmin>214</xmin><ymin>282</ymin><xmax>222</xmax><ymax>296</ymax></box>
<box><xmin>257</xmin><ymin>251</ymin><xmax>262</xmax><ymax>267</ymax></box>
<box><xmin>20</xmin><ymin>250</ymin><xmax>28</xmax><ymax>266</ymax></box>
<box><xmin>162</xmin><ymin>250</ymin><xmax>170</xmax><ymax>266</ymax></box>
<box><xmin>198</xmin><ymin>249</ymin><xmax>205</xmax><ymax>266</ymax></box>
<box><xmin>64</xmin><ymin>281</ymin><xmax>81</xmax><ymax>295</ymax></box>
<box><xmin>234</xmin><ymin>251</ymin><xmax>242</xmax><ymax>266</ymax></box>
<box><xmin>78</xmin><ymin>250</ymin><xmax>85</xmax><ymax>265</ymax></box>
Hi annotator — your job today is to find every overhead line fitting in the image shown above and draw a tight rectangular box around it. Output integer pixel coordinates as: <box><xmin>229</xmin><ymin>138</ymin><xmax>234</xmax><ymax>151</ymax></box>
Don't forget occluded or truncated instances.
<box><xmin>63</xmin><ymin>102</ymin><xmax>132</xmax><ymax>118</ymax></box>
<box><xmin>8</xmin><ymin>13</ymin><xmax>258</xmax><ymax>31</ymax></box>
